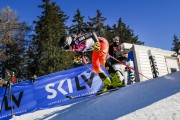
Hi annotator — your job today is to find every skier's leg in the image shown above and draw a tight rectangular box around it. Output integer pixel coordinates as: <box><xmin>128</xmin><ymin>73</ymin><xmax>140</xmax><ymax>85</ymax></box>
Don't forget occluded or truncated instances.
<box><xmin>92</xmin><ymin>50</ymin><xmax>111</xmax><ymax>92</ymax></box>
<box><xmin>110</xmin><ymin>63</ymin><xmax>124</xmax><ymax>87</ymax></box>
<box><xmin>115</xmin><ymin>70</ymin><xmax>124</xmax><ymax>83</ymax></box>
<box><xmin>119</xmin><ymin>64</ymin><xmax>127</xmax><ymax>85</ymax></box>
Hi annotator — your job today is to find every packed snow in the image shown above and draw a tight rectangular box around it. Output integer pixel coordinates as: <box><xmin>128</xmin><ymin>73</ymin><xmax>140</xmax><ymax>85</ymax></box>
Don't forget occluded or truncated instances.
<box><xmin>11</xmin><ymin>71</ymin><xmax>180</xmax><ymax>120</ymax></box>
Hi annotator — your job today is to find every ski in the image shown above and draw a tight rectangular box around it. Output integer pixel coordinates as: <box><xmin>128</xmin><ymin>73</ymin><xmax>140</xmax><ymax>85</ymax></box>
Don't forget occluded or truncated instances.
<box><xmin>66</xmin><ymin>87</ymin><xmax>121</xmax><ymax>99</ymax></box>
<box><xmin>96</xmin><ymin>87</ymin><xmax>120</xmax><ymax>95</ymax></box>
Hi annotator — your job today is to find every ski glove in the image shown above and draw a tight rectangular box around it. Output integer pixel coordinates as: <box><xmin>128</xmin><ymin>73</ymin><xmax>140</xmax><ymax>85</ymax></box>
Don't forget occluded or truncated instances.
<box><xmin>73</xmin><ymin>55</ymin><xmax>82</xmax><ymax>63</ymax></box>
<box><xmin>93</xmin><ymin>42</ymin><xmax>100</xmax><ymax>51</ymax></box>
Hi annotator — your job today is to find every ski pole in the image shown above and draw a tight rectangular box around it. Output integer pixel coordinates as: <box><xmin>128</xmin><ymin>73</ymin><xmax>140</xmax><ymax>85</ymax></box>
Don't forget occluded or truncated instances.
<box><xmin>8</xmin><ymin>82</ymin><xmax>14</xmax><ymax>118</ymax></box>
<box><xmin>83</xmin><ymin>63</ymin><xmax>98</xmax><ymax>76</ymax></box>
<box><xmin>66</xmin><ymin>63</ymin><xmax>98</xmax><ymax>99</ymax></box>
<box><xmin>100</xmin><ymin>50</ymin><xmax>150</xmax><ymax>80</ymax></box>
<box><xmin>0</xmin><ymin>82</ymin><xmax>8</xmax><ymax>113</ymax></box>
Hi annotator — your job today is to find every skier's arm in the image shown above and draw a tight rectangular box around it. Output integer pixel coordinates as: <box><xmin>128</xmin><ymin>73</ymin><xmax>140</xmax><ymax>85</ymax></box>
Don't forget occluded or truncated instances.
<box><xmin>123</xmin><ymin>50</ymin><xmax>129</xmax><ymax>59</ymax></box>
<box><xmin>117</xmin><ymin>51</ymin><xmax>128</xmax><ymax>61</ymax></box>
<box><xmin>74</xmin><ymin>32</ymin><xmax>100</xmax><ymax>51</ymax></box>
<box><xmin>91</xmin><ymin>32</ymin><xmax>100</xmax><ymax>51</ymax></box>
<box><xmin>74</xmin><ymin>32</ymin><xmax>98</xmax><ymax>44</ymax></box>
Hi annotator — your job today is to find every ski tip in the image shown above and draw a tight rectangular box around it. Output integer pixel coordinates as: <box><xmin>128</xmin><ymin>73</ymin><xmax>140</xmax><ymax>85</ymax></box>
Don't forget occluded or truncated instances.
<box><xmin>66</xmin><ymin>96</ymin><xmax>73</xmax><ymax>99</ymax></box>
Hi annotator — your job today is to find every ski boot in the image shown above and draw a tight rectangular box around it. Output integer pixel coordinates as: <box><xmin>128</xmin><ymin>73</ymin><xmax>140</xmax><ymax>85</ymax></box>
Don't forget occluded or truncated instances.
<box><xmin>110</xmin><ymin>73</ymin><xmax>124</xmax><ymax>88</ymax></box>
<box><xmin>100</xmin><ymin>77</ymin><xmax>111</xmax><ymax>92</ymax></box>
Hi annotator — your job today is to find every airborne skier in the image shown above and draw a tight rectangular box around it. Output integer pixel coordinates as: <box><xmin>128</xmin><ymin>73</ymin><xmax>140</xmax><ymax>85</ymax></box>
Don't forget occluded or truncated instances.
<box><xmin>59</xmin><ymin>32</ymin><xmax>121</xmax><ymax>92</ymax></box>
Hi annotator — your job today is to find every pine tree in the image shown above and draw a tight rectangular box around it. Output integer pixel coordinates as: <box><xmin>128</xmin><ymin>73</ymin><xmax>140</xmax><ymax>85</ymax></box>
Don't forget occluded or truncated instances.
<box><xmin>88</xmin><ymin>10</ymin><xmax>106</xmax><ymax>37</ymax></box>
<box><xmin>0</xmin><ymin>6</ymin><xmax>31</xmax><ymax>79</ymax></box>
<box><xmin>171</xmin><ymin>34</ymin><xmax>180</xmax><ymax>54</ymax></box>
<box><xmin>103</xmin><ymin>25</ymin><xmax>114</xmax><ymax>42</ymax></box>
<box><xmin>112</xmin><ymin>18</ymin><xmax>144</xmax><ymax>45</ymax></box>
<box><xmin>69</xmin><ymin>9</ymin><xmax>88</xmax><ymax>34</ymax></box>
<box><xmin>30</xmin><ymin>0</ymin><xmax>73</xmax><ymax>76</ymax></box>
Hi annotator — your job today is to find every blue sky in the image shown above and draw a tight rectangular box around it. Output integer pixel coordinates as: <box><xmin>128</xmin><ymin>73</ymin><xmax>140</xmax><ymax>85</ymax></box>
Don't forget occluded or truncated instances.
<box><xmin>0</xmin><ymin>0</ymin><xmax>180</xmax><ymax>50</ymax></box>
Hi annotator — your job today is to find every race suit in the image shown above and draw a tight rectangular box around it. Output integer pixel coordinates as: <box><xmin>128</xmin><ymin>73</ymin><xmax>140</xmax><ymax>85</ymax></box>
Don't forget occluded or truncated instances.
<box><xmin>71</xmin><ymin>33</ymin><xmax>112</xmax><ymax>89</ymax></box>
<box><xmin>73</xmin><ymin>33</ymin><xmax>109</xmax><ymax>74</ymax></box>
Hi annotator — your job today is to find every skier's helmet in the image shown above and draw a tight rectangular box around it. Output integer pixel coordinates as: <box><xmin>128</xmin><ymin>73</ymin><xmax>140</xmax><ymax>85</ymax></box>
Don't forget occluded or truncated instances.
<box><xmin>59</xmin><ymin>36</ymin><xmax>73</xmax><ymax>50</ymax></box>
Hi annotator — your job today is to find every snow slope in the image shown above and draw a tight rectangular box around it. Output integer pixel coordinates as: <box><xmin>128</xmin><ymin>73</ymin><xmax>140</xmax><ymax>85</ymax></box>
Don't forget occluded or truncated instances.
<box><xmin>12</xmin><ymin>71</ymin><xmax>180</xmax><ymax>120</ymax></box>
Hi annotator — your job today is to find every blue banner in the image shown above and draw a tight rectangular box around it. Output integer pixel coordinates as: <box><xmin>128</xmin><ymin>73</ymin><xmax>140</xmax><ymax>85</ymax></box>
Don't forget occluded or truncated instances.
<box><xmin>0</xmin><ymin>64</ymin><xmax>105</xmax><ymax>119</ymax></box>
<box><xmin>0</xmin><ymin>82</ymin><xmax>37</xmax><ymax>119</ymax></box>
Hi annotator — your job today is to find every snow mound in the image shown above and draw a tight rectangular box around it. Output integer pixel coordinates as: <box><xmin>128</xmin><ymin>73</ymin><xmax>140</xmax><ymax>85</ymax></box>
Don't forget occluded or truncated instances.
<box><xmin>13</xmin><ymin>72</ymin><xmax>180</xmax><ymax>120</ymax></box>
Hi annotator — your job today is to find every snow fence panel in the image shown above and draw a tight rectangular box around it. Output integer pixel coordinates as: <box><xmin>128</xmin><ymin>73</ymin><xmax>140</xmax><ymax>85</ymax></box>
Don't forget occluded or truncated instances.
<box><xmin>0</xmin><ymin>82</ymin><xmax>37</xmax><ymax>120</ymax></box>
<box><xmin>0</xmin><ymin>64</ymin><xmax>107</xmax><ymax>119</ymax></box>
<box><xmin>33</xmin><ymin>64</ymin><xmax>104</xmax><ymax>109</ymax></box>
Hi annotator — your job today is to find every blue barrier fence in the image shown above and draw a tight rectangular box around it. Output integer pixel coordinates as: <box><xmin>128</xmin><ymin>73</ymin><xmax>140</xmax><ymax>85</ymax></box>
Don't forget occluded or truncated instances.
<box><xmin>0</xmin><ymin>64</ymin><xmax>105</xmax><ymax>119</ymax></box>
